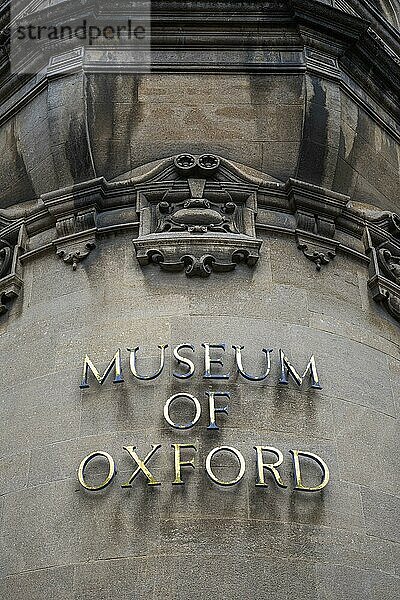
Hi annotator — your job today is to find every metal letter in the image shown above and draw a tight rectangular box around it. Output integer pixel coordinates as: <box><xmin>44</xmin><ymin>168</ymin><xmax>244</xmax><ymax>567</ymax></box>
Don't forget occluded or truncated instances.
<box><xmin>121</xmin><ymin>444</ymin><xmax>161</xmax><ymax>486</ymax></box>
<box><xmin>128</xmin><ymin>345</ymin><xmax>168</xmax><ymax>380</ymax></box>
<box><xmin>278</xmin><ymin>350</ymin><xmax>322</xmax><ymax>389</ymax></box>
<box><xmin>173</xmin><ymin>344</ymin><xmax>195</xmax><ymax>379</ymax></box>
<box><xmin>172</xmin><ymin>443</ymin><xmax>197</xmax><ymax>484</ymax></box>
<box><xmin>290</xmin><ymin>450</ymin><xmax>330</xmax><ymax>491</ymax></box>
<box><xmin>202</xmin><ymin>343</ymin><xmax>230</xmax><ymax>379</ymax></box>
<box><xmin>164</xmin><ymin>393</ymin><xmax>201</xmax><ymax>429</ymax></box>
<box><xmin>77</xmin><ymin>451</ymin><xmax>116</xmax><ymax>491</ymax></box>
<box><xmin>254</xmin><ymin>446</ymin><xmax>287</xmax><ymax>488</ymax></box>
<box><xmin>80</xmin><ymin>349</ymin><xmax>124</xmax><ymax>388</ymax></box>
<box><xmin>233</xmin><ymin>345</ymin><xmax>273</xmax><ymax>381</ymax></box>
<box><xmin>205</xmin><ymin>446</ymin><xmax>246</xmax><ymax>486</ymax></box>
<box><xmin>206</xmin><ymin>391</ymin><xmax>229</xmax><ymax>430</ymax></box>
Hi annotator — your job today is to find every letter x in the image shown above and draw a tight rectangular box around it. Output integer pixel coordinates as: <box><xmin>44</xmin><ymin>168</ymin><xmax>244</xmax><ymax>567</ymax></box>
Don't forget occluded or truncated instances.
<box><xmin>121</xmin><ymin>444</ymin><xmax>161</xmax><ymax>486</ymax></box>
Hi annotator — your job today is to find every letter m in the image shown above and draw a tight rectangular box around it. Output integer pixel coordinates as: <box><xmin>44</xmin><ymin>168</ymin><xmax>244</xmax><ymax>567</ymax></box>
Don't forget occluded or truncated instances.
<box><xmin>80</xmin><ymin>349</ymin><xmax>124</xmax><ymax>388</ymax></box>
<box><xmin>278</xmin><ymin>350</ymin><xmax>321</xmax><ymax>389</ymax></box>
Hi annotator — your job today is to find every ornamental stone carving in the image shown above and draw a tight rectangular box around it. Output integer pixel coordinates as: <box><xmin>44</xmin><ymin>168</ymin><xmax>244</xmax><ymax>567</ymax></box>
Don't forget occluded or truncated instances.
<box><xmin>364</xmin><ymin>213</ymin><xmax>400</xmax><ymax>322</ymax></box>
<box><xmin>41</xmin><ymin>187</ymin><xmax>98</xmax><ymax>271</ymax></box>
<box><xmin>0</xmin><ymin>225</ymin><xmax>26</xmax><ymax>315</ymax></box>
<box><xmin>0</xmin><ymin>240</ymin><xmax>12</xmax><ymax>279</ymax></box>
<box><xmin>286</xmin><ymin>179</ymin><xmax>349</xmax><ymax>270</ymax></box>
<box><xmin>54</xmin><ymin>210</ymin><xmax>97</xmax><ymax>270</ymax></box>
<box><xmin>133</xmin><ymin>153</ymin><xmax>262</xmax><ymax>277</ymax></box>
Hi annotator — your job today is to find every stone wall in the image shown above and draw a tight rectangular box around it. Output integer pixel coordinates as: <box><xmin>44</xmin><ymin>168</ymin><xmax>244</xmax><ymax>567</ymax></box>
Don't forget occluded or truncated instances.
<box><xmin>0</xmin><ymin>0</ymin><xmax>399</xmax><ymax>598</ymax></box>
<box><xmin>0</xmin><ymin>224</ymin><xmax>399</xmax><ymax>599</ymax></box>
<box><xmin>0</xmin><ymin>72</ymin><xmax>399</xmax><ymax>213</ymax></box>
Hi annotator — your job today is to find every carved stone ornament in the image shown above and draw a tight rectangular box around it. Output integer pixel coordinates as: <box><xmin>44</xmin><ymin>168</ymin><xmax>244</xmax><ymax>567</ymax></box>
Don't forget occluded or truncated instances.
<box><xmin>286</xmin><ymin>179</ymin><xmax>349</xmax><ymax>270</ymax></box>
<box><xmin>40</xmin><ymin>183</ymin><xmax>101</xmax><ymax>271</ymax></box>
<box><xmin>133</xmin><ymin>154</ymin><xmax>262</xmax><ymax>277</ymax></box>
<box><xmin>0</xmin><ymin>225</ymin><xmax>26</xmax><ymax>315</ymax></box>
<box><xmin>364</xmin><ymin>213</ymin><xmax>400</xmax><ymax>322</ymax></box>
<box><xmin>54</xmin><ymin>210</ymin><xmax>97</xmax><ymax>270</ymax></box>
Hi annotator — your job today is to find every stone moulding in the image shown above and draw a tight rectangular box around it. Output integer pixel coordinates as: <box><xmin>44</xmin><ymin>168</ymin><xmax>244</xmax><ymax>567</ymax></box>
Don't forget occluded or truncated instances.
<box><xmin>364</xmin><ymin>213</ymin><xmax>400</xmax><ymax>323</ymax></box>
<box><xmin>34</xmin><ymin>154</ymin><xmax>267</xmax><ymax>277</ymax></box>
<box><xmin>0</xmin><ymin>225</ymin><xmax>26</xmax><ymax>315</ymax></box>
<box><xmin>0</xmin><ymin>155</ymin><xmax>370</xmax><ymax>281</ymax></box>
<box><xmin>133</xmin><ymin>153</ymin><xmax>263</xmax><ymax>278</ymax></box>
<box><xmin>0</xmin><ymin>153</ymin><xmax>397</xmax><ymax>327</ymax></box>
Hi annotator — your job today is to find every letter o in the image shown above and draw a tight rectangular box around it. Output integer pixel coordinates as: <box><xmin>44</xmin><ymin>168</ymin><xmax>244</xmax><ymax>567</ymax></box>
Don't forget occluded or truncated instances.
<box><xmin>205</xmin><ymin>446</ymin><xmax>246</xmax><ymax>486</ymax></box>
<box><xmin>103</xmin><ymin>25</ymin><xmax>115</xmax><ymax>39</ymax></box>
<box><xmin>163</xmin><ymin>393</ymin><xmax>201</xmax><ymax>429</ymax></box>
<box><xmin>77</xmin><ymin>451</ymin><xmax>116</xmax><ymax>491</ymax></box>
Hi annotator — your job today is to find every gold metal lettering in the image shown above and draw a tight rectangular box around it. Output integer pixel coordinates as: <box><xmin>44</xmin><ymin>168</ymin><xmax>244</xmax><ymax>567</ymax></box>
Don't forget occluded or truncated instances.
<box><xmin>173</xmin><ymin>344</ymin><xmax>195</xmax><ymax>379</ymax></box>
<box><xmin>79</xmin><ymin>349</ymin><xmax>124</xmax><ymax>388</ymax></box>
<box><xmin>233</xmin><ymin>345</ymin><xmax>273</xmax><ymax>381</ymax></box>
<box><xmin>77</xmin><ymin>451</ymin><xmax>116</xmax><ymax>490</ymax></box>
<box><xmin>127</xmin><ymin>345</ymin><xmax>168</xmax><ymax>380</ymax></box>
<box><xmin>290</xmin><ymin>450</ymin><xmax>330</xmax><ymax>491</ymax></box>
<box><xmin>278</xmin><ymin>350</ymin><xmax>322</xmax><ymax>389</ymax></box>
<box><xmin>121</xmin><ymin>444</ymin><xmax>161</xmax><ymax>486</ymax></box>
<box><xmin>163</xmin><ymin>393</ymin><xmax>201</xmax><ymax>429</ymax></box>
<box><xmin>202</xmin><ymin>343</ymin><xmax>230</xmax><ymax>379</ymax></box>
<box><xmin>172</xmin><ymin>443</ymin><xmax>197</xmax><ymax>484</ymax></box>
<box><xmin>254</xmin><ymin>446</ymin><xmax>287</xmax><ymax>488</ymax></box>
<box><xmin>206</xmin><ymin>391</ymin><xmax>229</xmax><ymax>430</ymax></box>
<box><xmin>205</xmin><ymin>446</ymin><xmax>246</xmax><ymax>486</ymax></box>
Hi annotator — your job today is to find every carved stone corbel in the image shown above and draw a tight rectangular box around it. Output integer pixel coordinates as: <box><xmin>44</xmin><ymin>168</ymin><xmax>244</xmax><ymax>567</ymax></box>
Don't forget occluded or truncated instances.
<box><xmin>54</xmin><ymin>209</ymin><xmax>97</xmax><ymax>270</ymax></box>
<box><xmin>286</xmin><ymin>179</ymin><xmax>349</xmax><ymax>270</ymax></box>
<box><xmin>41</xmin><ymin>184</ymin><xmax>101</xmax><ymax>270</ymax></box>
<box><xmin>0</xmin><ymin>225</ymin><xmax>26</xmax><ymax>315</ymax></box>
<box><xmin>364</xmin><ymin>213</ymin><xmax>400</xmax><ymax>323</ymax></box>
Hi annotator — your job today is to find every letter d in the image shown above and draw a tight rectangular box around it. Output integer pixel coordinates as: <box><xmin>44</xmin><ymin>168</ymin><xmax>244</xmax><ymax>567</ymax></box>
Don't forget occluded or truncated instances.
<box><xmin>290</xmin><ymin>450</ymin><xmax>330</xmax><ymax>491</ymax></box>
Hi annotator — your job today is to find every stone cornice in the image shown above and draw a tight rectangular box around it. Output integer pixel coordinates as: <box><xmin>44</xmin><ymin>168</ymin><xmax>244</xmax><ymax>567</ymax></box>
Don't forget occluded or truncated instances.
<box><xmin>4</xmin><ymin>154</ymin><xmax>398</xmax><ymax>318</ymax></box>
<box><xmin>339</xmin><ymin>0</ymin><xmax>400</xmax><ymax>48</ymax></box>
<box><xmin>0</xmin><ymin>0</ymin><xmax>396</xmax><ymax>142</ymax></box>
<box><xmin>0</xmin><ymin>157</ymin><xmax>373</xmax><ymax>249</ymax></box>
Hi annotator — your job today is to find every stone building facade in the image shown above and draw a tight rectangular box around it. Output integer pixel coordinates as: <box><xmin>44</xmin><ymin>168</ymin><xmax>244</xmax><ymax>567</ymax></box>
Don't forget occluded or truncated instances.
<box><xmin>0</xmin><ymin>0</ymin><xmax>399</xmax><ymax>598</ymax></box>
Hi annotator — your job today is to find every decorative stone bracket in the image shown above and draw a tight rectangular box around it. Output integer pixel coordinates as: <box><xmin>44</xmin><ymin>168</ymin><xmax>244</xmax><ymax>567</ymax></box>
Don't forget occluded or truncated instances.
<box><xmin>286</xmin><ymin>179</ymin><xmax>349</xmax><ymax>270</ymax></box>
<box><xmin>133</xmin><ymin>153</ymin><xmax>263</xmax><ymax>277</ymax></box>
<box><xmin>364</xmin><ymin>213</ymin><xmax>400</xmax><ymax>323</ymax></box>
<box><xmin>54</xmin><ymin>210</ymin><xmax>97</xmax><ymax>270</ymax></box>
<box><xmin>40</xmin><ymin>185</ymin><xmax>99</xmax><ymax>271</ymax></box>
<box><xmin>0</xmin><ymin>225</ymin><xmax>26</xmax><ymax>315</ymax></box>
